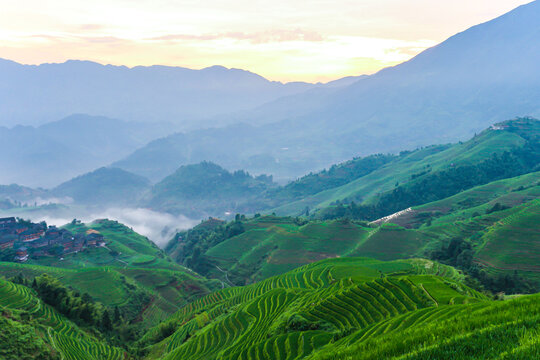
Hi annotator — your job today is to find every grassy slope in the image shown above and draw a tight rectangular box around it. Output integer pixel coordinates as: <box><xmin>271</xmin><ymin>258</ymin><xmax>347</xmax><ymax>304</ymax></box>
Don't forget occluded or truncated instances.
<box><xmin>205</xmin><ymin>217</ymin><xmax>375</xmax><ymax>284</ymax></box>
<box><xmin>0</xmin><ymin>261</ymin><xmax>218</xmax><ymax>329</ymax></box>
<box><xmin>0</xmin><ymin>277</ymin><xmax>125</xmax><ymax>360</ymax></box>
<box><xmin>59</xmin><ymin>219</ymin><xmax>179</xmax><ymax>269</ymax></box>
<box><xmin>142</xmin><ymin>257</ymin><xmax>502</xmax><ymax>360</ymax></box>
<box><xmin>271</xmin><ymin>119</ymin><xmax>535</xmax><ymax>216</ymax></box>
<box><xmin>411</xmin><ymin>170</ymin><xmax>540</xmax><ymax>225</ymax></box>
<box><xmin>398</xmin><ymin>174</ymin><xmax>540</xmax><ymax>282</ymax></box>
<box><xmin>193</xmin><ymin>171</ymin><xmax>540</xmax><ymax>286</ymax></box>
<box><xmin>474</xmin><ymin>200</ymin><xmax>540</xmax><ymax>273</ymax></box>
<box><xmin>307</xmin><ymin>292</ymin><xmax>540</xmax><ymax>360</ymax></box>
<box><xmin>1</xmin><ymin>219</ymin><xmax>221</xmax><ymax>328</ymax></box>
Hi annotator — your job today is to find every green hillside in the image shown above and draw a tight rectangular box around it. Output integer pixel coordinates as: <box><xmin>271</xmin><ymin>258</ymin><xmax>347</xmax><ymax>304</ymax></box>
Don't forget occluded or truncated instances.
<box><xmin>306</xmin><ymin>292</ymin><xmax>540</xmax><ymax>359</ymax></box>
<box><xmin>60</xmin><ymin>219</ymin><xmax>179</xmax><ymax>270</ymax></box>
<box><xmin>474</xmin><ymin>200</ymin><xmax>540</xmax><ymax>277</ymax></box>
<box><xmin>53</xmin><ymin>167</ymin><xmax>151</xmax><ymax>206</ymax></box>
<box><xmin>274</xmin><ymin>117</ymin><xmax>540</xmax><ymax>218</ymax></box>
<box><xmin>138</xmin><ymin>257</ymin><xmax>539</xmax><ymax>360</ymax></box>
<box><xmin>0</xmin><ymin>262</ymin><xmax>218</xmax><ymax>329</ymax></box>
<box><xmin>0</xmin><ymin>117</ymin><xmax>538</xmax><ymax>359</ymax></box>
<box><xmin>143</xmin><ymin>161</ymin><xmax>275</xmax><ymax>218</ymax></box>
<box><xmin>374</xmin><ymin>170</ymin><xmax>540</xmax><ymax>228</ymax></box>
<box><xmin>167</xmin><ymin>170</ymin><xmax>540</xmax><ymax>291</ymax></box>
<box><xmin>0</xmin><ymin>277</ymin><xmax>125</xmax><ymax>360</ymax></box>
<box><xmin>3</xmin><ymin>256</ymin><xmax>539</xmax><ymax>359</ymax></box>
<box><xmin>264</xmin><ymin>153</ymin><xmax>397</xmax><ymax>206</ymax></box>
<box><xmin>0</xmin><ymin>219</ymin><xmax>221</xmax><ymax>330</ymax></box>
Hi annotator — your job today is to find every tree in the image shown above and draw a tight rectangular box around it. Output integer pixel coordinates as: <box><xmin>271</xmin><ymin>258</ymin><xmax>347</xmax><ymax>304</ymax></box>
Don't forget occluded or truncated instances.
<box><xmin>101</xmin><ymin>310</ymin><xmax>112</xmax><ymax>331</ymax></box>
<box><xmin>113</xmin><ymin>306</ymin><xmax>121</xmax><ymax>323</ymax></box>
<box><xmin>79</xmin><ymin>304</ymin><xmax>93</xmax><ymax>323</ymax></box>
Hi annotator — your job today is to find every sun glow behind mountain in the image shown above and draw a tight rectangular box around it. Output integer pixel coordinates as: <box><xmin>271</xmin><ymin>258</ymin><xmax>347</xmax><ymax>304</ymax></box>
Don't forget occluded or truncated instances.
<box><xmin>0</xmin><ymin>0</ymin><xmax>533</xmax><ymax>82</ymax></box>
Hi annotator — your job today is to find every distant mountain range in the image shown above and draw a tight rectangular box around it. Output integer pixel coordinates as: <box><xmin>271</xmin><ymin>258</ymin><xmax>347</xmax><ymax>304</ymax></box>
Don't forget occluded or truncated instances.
<box><xmin>3</xmin><ymin>118</ymin><xmax>537</xmax><ymax>223</ymax></box>
<box><xmin>133</xmin><ymin>117</ymin><xmax>540</xmax><ymax>219</ymax></box>
<box><xmin>114</xmin><ymin>0</ymin><xmax>540</xmax><ymax>181</ymax></box>
<box><xmin>0</xmin><ymin>58</ymin><xmax>360</xmax><ymax>128</ymax></box>
<box><xmin>0</xmin><ymin>114</ymin><xmax>175</xmax><ymax>187</ymax></box>
<box><xmin>1</xmin><ymin>1</ymin><xmax>539</xmax><ymax>193</ymax></box>
<box><xmin>52</xmin><ymin>167</ymin><xmax>151</xmax><ymax>207</ymax></box>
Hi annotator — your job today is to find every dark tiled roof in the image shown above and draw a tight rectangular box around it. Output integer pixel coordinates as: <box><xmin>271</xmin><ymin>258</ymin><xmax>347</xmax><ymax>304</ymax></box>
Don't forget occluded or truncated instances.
<box><xmin>0</xmin><ymin>235</ymin><xmax>17</xmax><ymax>244</ymax></box>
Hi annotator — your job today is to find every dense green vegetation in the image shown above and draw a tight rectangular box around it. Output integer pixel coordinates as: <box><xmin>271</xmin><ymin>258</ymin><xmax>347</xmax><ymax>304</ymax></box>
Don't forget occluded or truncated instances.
<box><xmin>143</xmin><ymin>161</ymin><xmax>275</xmax><ymax>218</ymax></box>
<box><xmin>165</xmin><ymin>216</ymin><xmax>245</xmax><ymax>275</ymax></box>
<box><xmin>0</xmin><ymin>277</ymin><xmax>125</xmax><ymax>360</ymax></box>
<box><xmin>53</xmin><ymin>167</ymin><xmax>152</xmax><ymax>206</ymax></box>
<box><xmin>138</xmin><ymin>257</ymin><xmax>521</xmax><ymax>360</ymax></box>
<box><xmin>0</xmin><ymin>261</ymin><xmax>218</xmax><ymax>331</ymax></box>
<box><xmin>166</xmin><ymin>170</ymin><xmax>540</xmax><ymax>292</ymax></box>
<box><xmin>314</xmin><ymin>119</ymin><xmax>539</xmax><ymax>220</ymax></box>
<box><xmin>60</xmin><ymin>219</ymin><xmax>181</xmax><ymax>270</ymax></box>
<box><xmin>264</xmin><ymin>153</ymin><xmax>397</xmax><ymax>206</ymax></box>
<box><xmin>1</xmin><ymin>119</ymin><xmax>539</xmax><ymax>358</ymax></box>
<box><xmin>3</xmin><ymin>255</ymin><xmax>539</xmax><ymax>359</ymax></box>
<box><xmin>273</xmin><ymin>118</ymin><xmax>540</xmax><ymax>217</ymax></box>
<box><xmin>0</xmin><ymin>310</ymin><xmax>60</xmax><ymax>360</ymax></box>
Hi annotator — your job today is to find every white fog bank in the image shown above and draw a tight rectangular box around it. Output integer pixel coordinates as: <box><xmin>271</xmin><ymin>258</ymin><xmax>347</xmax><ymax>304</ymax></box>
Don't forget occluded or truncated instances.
<box><xmin>25</xmin><ymin>207</ymin><xmax>199</xmax><ymax>248</ymax></box>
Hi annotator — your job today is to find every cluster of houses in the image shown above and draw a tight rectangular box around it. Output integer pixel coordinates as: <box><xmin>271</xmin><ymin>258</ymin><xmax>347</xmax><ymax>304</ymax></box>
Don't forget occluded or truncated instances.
<box><xmin>0</xmin><ymin>217</ymin><xmax>105</xmax><ymax>262</ymax></box>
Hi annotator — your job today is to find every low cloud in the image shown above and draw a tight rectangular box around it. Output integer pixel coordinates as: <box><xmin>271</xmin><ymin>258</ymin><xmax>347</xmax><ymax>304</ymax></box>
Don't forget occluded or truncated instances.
<box><xmin>79</xmin><ymin>24</ymin><xmax>105</xmax><ymax>31</ymax></box>
<box><xmin>150</xmin><ymin>29</ymin><xmax>324</xmax><ymax>44</ymax></box>
<box><xmin>24</xmin><ymin>196</ymin><xmax>74</xmax><ymax>206</ymax></box>
<box><xmin>24</xmin><ymin>207</ymin><xmax>198</xmax><ymax>248</ymax></box>
<box><xmin>26</xmin><ymin>34</ymin><xmax>129</xmax><ymax>45</ymax></box>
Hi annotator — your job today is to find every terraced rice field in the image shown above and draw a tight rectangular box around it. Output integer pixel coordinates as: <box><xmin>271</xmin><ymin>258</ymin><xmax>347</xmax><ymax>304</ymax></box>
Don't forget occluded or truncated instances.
<box><xmin>306</xmin><ymin>294</ymin><xmax>540</xmax><ymax>360</ymax></box>
<box><xmin>475</xmin><ymin>199</ymin><xmax>540</xmax><ymax>272</ymax></box>
<box><xmin>146</xmin><ymin>258</ymin><xmax>489</xmax><ymax>360</ymax></box>
<box><xmin>0</xmin><ymin>278</ymin><xmax>125</xmax><ymax>360</ymax></box>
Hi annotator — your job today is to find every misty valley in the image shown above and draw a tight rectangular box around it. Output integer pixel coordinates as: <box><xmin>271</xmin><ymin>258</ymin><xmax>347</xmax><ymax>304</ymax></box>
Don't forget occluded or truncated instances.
<box><xmin>1</xmin><ymin>1</ymin><xmax>540</xmax><ymax>359</ymax></box>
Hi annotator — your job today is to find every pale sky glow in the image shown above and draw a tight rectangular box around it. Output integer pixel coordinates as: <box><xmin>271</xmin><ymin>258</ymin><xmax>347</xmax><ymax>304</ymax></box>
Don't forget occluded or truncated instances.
<box><xmin>0</xmin><ymin>0</ymin><xmax>532</xmax><ymax>82</ymax></box>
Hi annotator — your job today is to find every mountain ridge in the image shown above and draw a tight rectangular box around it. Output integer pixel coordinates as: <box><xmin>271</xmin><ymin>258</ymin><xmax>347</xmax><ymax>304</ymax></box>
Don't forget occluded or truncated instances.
<box><xmin>113</xmin><ymin>1</ymin><xmax>540</xmax><ymax>182</ymax></box>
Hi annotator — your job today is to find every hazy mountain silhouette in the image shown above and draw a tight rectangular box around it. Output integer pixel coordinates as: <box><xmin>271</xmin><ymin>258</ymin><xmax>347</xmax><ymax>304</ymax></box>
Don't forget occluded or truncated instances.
<box><xmin>0</xmin><ymin>114</ymin><xmax>171</xmax><ymax>187</ymax></box>
<box><xmin>0</xmin><ymin>60</ymin><xmax>343</xmax><ymax>128</ymax></box>
<box><xmin>115</xmin><ymin>1</ymin><xmax>540</xmax><ymax>181</ymax></box>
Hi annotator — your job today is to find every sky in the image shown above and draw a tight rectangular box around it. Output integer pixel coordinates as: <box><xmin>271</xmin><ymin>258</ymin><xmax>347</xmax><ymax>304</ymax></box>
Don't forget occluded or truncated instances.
<box><xmin>0</xmin><ymin>0</ymin><xmax>532</xmax><ymax>82</ymax></box>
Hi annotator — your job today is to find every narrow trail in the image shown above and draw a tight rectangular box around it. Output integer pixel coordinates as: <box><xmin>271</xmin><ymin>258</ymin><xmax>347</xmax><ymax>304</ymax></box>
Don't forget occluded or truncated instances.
<box><xmin>48</xmin><ymin>327</ymin><xmax>64</xmax><ymax>360</ymax></box>
<box><xmin>474</xmin><ymin>258</ymin><xmax>540</xmax><ymax>272</ymax></box>
<box><xmin>105</xmin><ymin>246</ymin><xmax>129</xmax><ymax>267</ymax></box>
<box><xmin>115</xmin><ymin>258</ymin><xmax>129</xmax><ymax>265</ymax></box>
<box><xmin>420</xmin><ymin>283</ymin><xmax>438</xmax><ymax>307</ymax></box>
<box><xmin>215</xmin><ymin>265</ymin><xmax>235</xmax><ymax>287</ymax></box>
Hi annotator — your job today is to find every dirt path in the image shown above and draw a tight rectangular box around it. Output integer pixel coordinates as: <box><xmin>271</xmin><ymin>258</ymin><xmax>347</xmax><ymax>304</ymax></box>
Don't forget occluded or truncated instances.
<box><xmin>215</xmin><ymin>265</ymin><xmax>235</xmax><ymax>287</ymax></box>
<box><xmin>48</xmin><ymin>327</ymin><xmax>64</xmax><ymax>360</ymax></box>
<box><xmin>420</xmin><ymin>283</ymin><xmax>438</xmax><ymax>307</ymax></box>
<box><xmin>474</xmin><ymin>258</ymin><xmax>540</xmax><ymax>272</ymax></box>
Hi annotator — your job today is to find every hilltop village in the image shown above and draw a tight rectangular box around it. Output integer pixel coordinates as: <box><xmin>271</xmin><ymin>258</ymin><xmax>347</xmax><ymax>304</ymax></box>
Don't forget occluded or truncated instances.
<box><xmin>0</xmin><ymin>217</ymin><xmax>105</xmax><ymax>262</ymax></box>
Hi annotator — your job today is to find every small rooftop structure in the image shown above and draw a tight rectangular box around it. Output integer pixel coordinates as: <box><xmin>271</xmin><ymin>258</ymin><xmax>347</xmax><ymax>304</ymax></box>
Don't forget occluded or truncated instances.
<box><xmin>0</xmin><ymin>217</ymin><xmax>16</xmax><ymax>227</ymax></box>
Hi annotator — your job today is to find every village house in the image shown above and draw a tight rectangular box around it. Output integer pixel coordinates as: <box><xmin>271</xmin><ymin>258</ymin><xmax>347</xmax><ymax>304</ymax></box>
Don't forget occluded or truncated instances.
<box><xmin>0</xmin><ymin>218</ymin><xmax>107</xmax><ymax>261</ymax></box>
<box><xmin>15</xmin><ymin>226</ymin><xmax>29</xmax><ymax>234</ymax></box>
<box><xmin>0</xmin><ymin>234</ymin><xmax>17</xmax><ymax>249</ymax></box>
<box><xmin>20</xmin><ymin>228</ymin><xmax>45</xmax><ymax>242</ymax></box>
<box><xmin>73</xmin><ymin>237</ymin><xmax>85</xmax><ymax>252</ymax></box>
<box><xmin>0</xmin><ymin>217</ymin><xmax>16</xmax><ymax>227</ymax></box>
<box><xmin>86</xmin><ymin>232</ymin><xmax>105</xmax><ymax>246</ymax></box>
<box><xmin>14</xmin><ymin>246</ymin><xmax>28</xmax><ymax>262</ymax></box>
<box><xmin>27</xmin><ymin>237</ymin><xmax>50</xmax><ymax>249</ymax></box>
<box><xmin>46</xmin><ymin>226</ymin><xmax>60</xmax><ymax>237</ymax></box>
<box><xmin>61</xmin><ymin>237</ymin><xmax>75</xmax><ymax>252</ymax></box>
